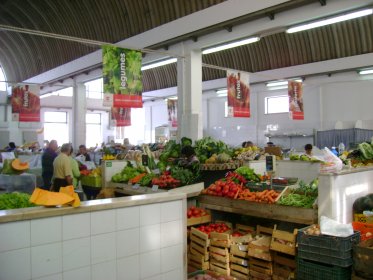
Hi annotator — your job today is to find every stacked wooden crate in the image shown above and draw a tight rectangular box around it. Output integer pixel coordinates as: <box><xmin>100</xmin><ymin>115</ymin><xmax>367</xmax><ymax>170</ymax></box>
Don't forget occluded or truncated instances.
<box><xmin>270</xmin><ymin>225</ymin><xmax>297</xmax><ymax>280</ymax></box>
<box><xmin>189</xmin><ymin>227</ymin><xmax>210</xmax><ymax>270</ymax></box>
<box><xmin>209</xmin><ymin>232</ymin><xmax>231</xmax><ymax>275</ymax></box>
<box><xmin>248</xmin><ymin>226</ymin><xmax>274</xmax><ymax>280</ymax></box>
<box><xmin>229</xmin><ymin>225</ymin><xmax>254</xmax><ymax>279</ymax></box>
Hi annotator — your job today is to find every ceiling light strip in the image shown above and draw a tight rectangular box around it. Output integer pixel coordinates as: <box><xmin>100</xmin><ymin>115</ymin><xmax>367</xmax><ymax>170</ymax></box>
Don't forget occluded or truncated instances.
<box><xmin>359</xmin><ymin>69</ymin><xmax>373</xmax><ymax>75</ymax></box>
<box><xmin>141</xmin><ymin>58</ymin><xmax>177</xmax><ymax>71</ymax></box>
<box><xmin>202</xmin><ymin>37</ymin><xmax>260</xmax><ymax>55</ymax></box>
<box><xmin>286</xmin><ymin>8</ymin><xmax>373</xmax><ymax>33</ymax></box>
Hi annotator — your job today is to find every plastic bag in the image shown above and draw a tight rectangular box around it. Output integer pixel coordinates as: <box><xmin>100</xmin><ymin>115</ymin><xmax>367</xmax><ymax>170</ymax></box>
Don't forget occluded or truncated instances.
<box><xmin>320</xmin><ymin>215</ymin><xmax>353</xmax><ymax>237</ymax></box>
<box><xmin>319</xmin><ymin>147</ymin><xmax>343</xmax><ymax>173</ymax></box>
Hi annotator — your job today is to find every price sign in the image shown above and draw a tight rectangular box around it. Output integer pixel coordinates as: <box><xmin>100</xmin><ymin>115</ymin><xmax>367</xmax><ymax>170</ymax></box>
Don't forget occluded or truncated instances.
<box><xmin>153</xmin><ymin>169</ymin><xmax>160</xmax><ymax>175</ymax></box>
<box><xmin>152</xmin><ymin>185</ymin><xmax>159</xmax><ymax>192</ymax></box>
<box><xmin>265</xmin><ymin>155</ymin><xmax>276</xmax><ymax>172</ymax></box>
<box><xmin>132</xmin><ymin>184</ymin><xmax>140</xmax><ymax>189</ymax></box>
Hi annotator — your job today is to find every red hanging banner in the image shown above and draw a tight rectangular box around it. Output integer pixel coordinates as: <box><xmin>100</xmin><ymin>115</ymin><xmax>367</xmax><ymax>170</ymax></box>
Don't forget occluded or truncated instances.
<box><xmin>167</xmin><ymin>99</ymin><xmax>178</xmax><ymax>128</ymax></box>
<box><xmin>111</xmin><ymin>107</ymin><xmax>131</xmax><ymax>127</ymax></box>
<box><xmin>11</xmin><ymin>84</ymin><xmax>40</xmax><ymax>122</ymax></box>
<box><xmin>227</xmin><ymin>70</ymin><xmax>250</xmax><ymax>118</ymax></box>
<box><xmin>288</xmin><ymin>81</ymin><xmax>304</xmax><ymax>120</ymax></box>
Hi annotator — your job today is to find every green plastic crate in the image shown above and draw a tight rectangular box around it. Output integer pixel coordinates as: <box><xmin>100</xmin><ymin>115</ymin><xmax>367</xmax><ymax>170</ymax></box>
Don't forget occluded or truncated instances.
<box><xmin>297</xmin><ymin>258</ymin><xmax>351</xmax><ymax>280</ymax></box>
<box><xmin>81</xmin><ymin>176</ymin><xmax>101</xmax><ymax>187</ymax></box>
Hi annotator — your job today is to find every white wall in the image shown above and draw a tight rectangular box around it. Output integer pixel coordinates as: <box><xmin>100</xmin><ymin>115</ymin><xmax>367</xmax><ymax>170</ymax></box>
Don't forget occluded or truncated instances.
<box><xmin>2</xmin><ymin>72</ymin><xmax>373</xmax><ymax>149</ymax></box>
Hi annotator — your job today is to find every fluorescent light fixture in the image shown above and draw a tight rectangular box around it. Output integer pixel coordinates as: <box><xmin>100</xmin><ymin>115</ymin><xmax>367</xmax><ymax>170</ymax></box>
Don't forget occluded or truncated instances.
<box><xmin>266</xmin><ymin>79</ymin><xmax>302</xmax><ymax>87</ymax></box>
<box><xmin>168</xmin><ymin>96</ymin><xmax>178</xmax><ymax>100</ymax></box>
<box><xmin>39</xmin><ymin>92</ymin><xmax>56</xmax><ymax>99</ymax></box>
<box><xmin>216</xmin><ymin>89</ymin><xmax>227</xmax><ymax>94</ymax></box>
<box><xmin>359</xmin><ymin>69</ymin><xmax>373</xmax><ymax>75</ymax></box>
<box><xmin>217</xmin><ymin>93</ymin><xmax>227</xmax><ymax>97</ymax></box>
<box><xmin>286</xmin><ymin>8</ymin><xmax>373</xmax><ymax>33</ymax></box>
<box><xmin>268</xmin><ymin>85</ymin><xmax>288</xmax><ymax>91</ymax></box>
<box><xmin>141</xmin><ymin>58</ymin><xmax>177</xmax><ymax>71</ymax></box>
<box><xmin>202</xmin><ymin>37</ymin><xmax>260</xmax><ymax>55</ymax></box>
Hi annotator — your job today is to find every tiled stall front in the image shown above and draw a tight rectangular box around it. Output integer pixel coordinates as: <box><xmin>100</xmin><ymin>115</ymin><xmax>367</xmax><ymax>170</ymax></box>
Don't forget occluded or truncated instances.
<box><xmin>0</xmin><ymin>200</ymin><xmax>185</xmax><ymax>280</ymax></box>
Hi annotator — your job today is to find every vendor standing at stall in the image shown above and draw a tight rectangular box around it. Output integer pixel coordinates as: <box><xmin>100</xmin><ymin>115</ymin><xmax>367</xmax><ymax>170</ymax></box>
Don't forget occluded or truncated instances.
<box><xmin>41</xmin><ymin>140</ymin><xmax>58</xmax><ymax>190</ymax></box>
<box><xmin>52</xmin><ymin>143</ymin><xmax>73</xmax><ymax>192</ymax></box>
<box><xmin>76</xmin><ymin>144</ymin><xmax>91</xmax><ymax>161</ymax></box>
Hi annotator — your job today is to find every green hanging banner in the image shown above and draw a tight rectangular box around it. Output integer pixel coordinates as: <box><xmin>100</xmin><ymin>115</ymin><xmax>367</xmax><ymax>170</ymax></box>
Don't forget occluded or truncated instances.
<box><xmin>102</xmin><ymin>45</ymin><xmax>143</xmax><ymax>108</ymax></box>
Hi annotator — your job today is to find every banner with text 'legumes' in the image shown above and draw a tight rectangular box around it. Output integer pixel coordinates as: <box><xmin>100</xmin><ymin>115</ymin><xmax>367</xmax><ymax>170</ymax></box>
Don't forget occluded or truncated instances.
<box><xmin>288</xmin><ymin>81</ymin><xmax>304</xmax><ymax>120</ymax></box>
<box><xmin>111</xmin><ymin>107</ymin><xmax>131</xmax><ymax>127</ymax></box>
<box><xmin>102</xmin><ymin>45</ymin><xmax>143</xmax><ymax>108</ymax></box>
<box><xmin>227</xmin><ymin>70</ymin><xmax>250</xmax><ymax>118</ymax></box>
<box><xmin>11</xmin><ymin>84</ymin><xmax>40</xmax><ymax>122</ymax></box>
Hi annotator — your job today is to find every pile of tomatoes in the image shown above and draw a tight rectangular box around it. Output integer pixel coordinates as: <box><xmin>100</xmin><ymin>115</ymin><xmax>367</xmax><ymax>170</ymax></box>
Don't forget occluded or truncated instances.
<box><xmin>187</xmin><ymin>206</ymin><xmax>208</xmax><ymax>219</ymax></box>
<box><xmin>201</xmin><ymin>179</ymin><xmax>243</xmax><ymax>199</ymax></box>
<box><xmin>196</xmin><ymin>223</ymin><xmax>231</xmax><ymax>235</ymax></box>
<box><xmin>151</xmin><ymin>174</ymin><xmax>180</xmax><ymax>188</ymax></box>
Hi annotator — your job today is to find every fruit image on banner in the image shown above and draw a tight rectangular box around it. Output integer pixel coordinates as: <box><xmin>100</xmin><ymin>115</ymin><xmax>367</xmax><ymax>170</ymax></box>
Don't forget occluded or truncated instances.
<box><xmin>167</xmin><ymin>99</ymin><xmax>177</xmax><ymax>127</ymax></box>
<box><xmin>111</xmin><ymin>107</ymin><xmax>131</xmax><ymax>127</ymax></box>
<box><xmin>11</xmin><ymin>84</ymin><xmax>40</xmax><ymax>122</ymax></box>
<box><xmin>288</xmin><ymin>81</ymin><xmax>304</xmax><ymax>120</ymax></box>
<box><xmin>227</xmin><ymin>70</ymin><xmax>250</xmax><ymax>118</ymax></box>
<box><xmin>102</xmin><ymin>45</ymin><xmax>143</xmax><ymax>108</ymax></box>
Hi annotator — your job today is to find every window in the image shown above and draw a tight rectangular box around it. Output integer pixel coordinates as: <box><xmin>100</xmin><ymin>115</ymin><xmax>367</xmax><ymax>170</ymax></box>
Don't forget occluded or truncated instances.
<box><xmin>265</xmin><ymin>95</ymin><xmax>289</xmax><ymax>114</ymax></box>
<box><xmin>55</xmin><ymin>87</ymin><xmax>73</xmax><ymax>97</ymax></box>
<box><xmin>44</xmin><ymin>111</ymin><xmax>69</xmax><ymax>144</ymax></box>
<box><xmin>0</xmin><ymin>66</ymin><xmax>7</xmax><ymax>91</ymax></box>
<box><xmin>85</xmin><ymin>78</ymin><xmax>103</xmax><ymax>99</ymax></box>
<box><xmin>86</xmin><ymin>113</ymin><xmax>102</xmax><ymax>148</ymax></box>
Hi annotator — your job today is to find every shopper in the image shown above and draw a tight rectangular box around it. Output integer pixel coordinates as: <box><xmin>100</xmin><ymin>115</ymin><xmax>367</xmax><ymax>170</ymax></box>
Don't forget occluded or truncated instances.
<box><xmin>245</xmin><ymin>141</ymin><xmax>254</xmax><ymax>148</ymax></box>
<box><xmin>52</xmin><ymin>143</ymin><xmax>73</xmax><ymax>192</ymax></box>
<box><xmin>4</xmin><ymin>142</ymin><xmax>16</xmax><ymax>152</ymax></box>
<box><xmin>267</xmin><ymin>142</ymin><xmax>275</xmax><ymax>147</ymax></box>
<box><xmin>69</xmin><ymin>147</ymin><xmax>81</xmax><ymax>188</ymax></box>
<box><xmin>304</xmin><ymin>144</ymin><xmax>313</xmax><ymax>156</ymax></box>
<box><xmin>76</xmin><ymin>144</ymin><xmax>91</xmax><ymax>161</ymax></box>
<box><xmin>41</xmin><ymin>140</ymin><xmax>58</xmax><ymax>190</ymax></box>
<box><xmin>178</xmin><ymin>146</ymin><xmax>199</xmax><ymax>170</ymax></box>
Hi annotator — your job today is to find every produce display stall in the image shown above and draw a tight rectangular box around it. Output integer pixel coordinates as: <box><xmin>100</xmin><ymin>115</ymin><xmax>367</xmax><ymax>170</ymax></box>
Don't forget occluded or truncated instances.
<box><xmin>276</xmin><ymin>160</ymin><xmax>321</xmax><ymax>183</ymax></box>
<box><xmin>198</xmin><ymin>195</ymin><xmax>317</xmax><ymax>225</ymax></box>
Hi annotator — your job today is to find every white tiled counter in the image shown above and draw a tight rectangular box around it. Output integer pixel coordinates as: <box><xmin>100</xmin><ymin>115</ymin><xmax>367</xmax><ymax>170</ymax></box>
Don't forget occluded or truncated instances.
<box><xmin>276</xmin><ymin>160</ymin><xmax>321</xmax><ymax>183</ymax></box>
<box><xmin>0</xmin><ymin>192</ymin><xmax>187</xmax><ymax>280</ymax></box>
<box><xmin>318</xmin><ymin>166</ymin><xmax>373</xmax><ymax>224</ymax></box>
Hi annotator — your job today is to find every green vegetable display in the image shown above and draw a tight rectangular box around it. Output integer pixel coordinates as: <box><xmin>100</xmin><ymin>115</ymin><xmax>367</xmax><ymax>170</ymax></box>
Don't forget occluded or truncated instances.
<box><xmin>235</xmin><ymin>166</ymin><xmax>261</xmax><ymax>182</ymax></box>
<box><xmin>195</xmin><ymin>137</ymin><xmax>233</xmax><ymax>163</ymax></box>
<box><xmin>138</xmin><ymin>173</ymin><xmax>156</xmax><ymax>186</ymax></box>
<box><xmin>111</xmin><ymin>162</ymin><xmax>145</xmax><ymax>183</ymax></box>
<box><xmin>277</xmin><ymin>179</ymin><xmax>318</xmax><ymax>208</ymax></box>
<box><xmin>358</xmin><ymin>142</ymin><xmax>373</xmax><ymax>160</ymax></box>
<box><xmin>278</xmin><ymin>193</ymin><xmax>316</xmax><ymax>208</ymax></box>
<box><xmin>170</xmin><ymin>166</ymin><xmax>199</xmax><ymax>186</ymax></box>
<box><xmin>0</xmin><ymin>192</ymin><xmax>35</xmax><ymax>210</ymax></box>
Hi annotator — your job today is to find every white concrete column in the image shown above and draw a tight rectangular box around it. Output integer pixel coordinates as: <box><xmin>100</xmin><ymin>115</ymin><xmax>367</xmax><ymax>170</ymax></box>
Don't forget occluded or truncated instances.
<box><xmin>72</xmin><ymin>82</ymin><xmax>86</xmax><ymax>149</ymax></box>
<box><xmin>177</xmin><ymin>47</ymin><xmax>203</xmax><ymax>142</ymax></box>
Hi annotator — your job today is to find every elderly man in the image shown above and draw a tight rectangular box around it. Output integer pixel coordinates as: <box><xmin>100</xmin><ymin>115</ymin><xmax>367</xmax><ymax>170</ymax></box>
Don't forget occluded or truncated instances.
<box><xmin>41</xmin><ymin>140</ymin><xmax>58</xmax><ymax>190</ymax></box>
<box><xmin>52</xmin><ymin>143</ymin><xmax>73</xmax><ymax>192</ymax></box>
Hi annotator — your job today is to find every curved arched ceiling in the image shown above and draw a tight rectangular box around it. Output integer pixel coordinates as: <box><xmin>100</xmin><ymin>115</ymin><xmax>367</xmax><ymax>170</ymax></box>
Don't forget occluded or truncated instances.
<box><xmin>0</xmin><ymin>0</ymin><xmax>226</xmax><ymax>82</ymax></box>
<box><xmin>0</xmin><ymin>0</ymin><xmax>372</xmax><ymax>93</ymax></box>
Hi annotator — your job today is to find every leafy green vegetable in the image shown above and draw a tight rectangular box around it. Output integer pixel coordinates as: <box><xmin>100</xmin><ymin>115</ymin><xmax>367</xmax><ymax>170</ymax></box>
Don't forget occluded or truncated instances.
<box><xmin>278</xmin><ymin>193</ymin><xmax>316</xmax><ymax>208</ymax></box>
<box><xmin>235</xmin><ymin>166</ymin><xmax>261</xmax><ymax>182</ymax></box>
<box><xmin>171</xmin><ymin>166</ymin><xmax>199</xmax><ymax>186</ymax></box>
<box><xmin>358</xmin><ymin>142</ymin><xmax>373</xmax><ymax>160</ymax></box>
<box><xmin>0</xmin><ymin>192</ymin><xmax>35</xmax><ymax>210</ymax></box>
<box><xmin>195</xmin><ymin>137</ymin><xmax>234</xmax><ymax>163</ymax></box>
<box><xmin>111</xmin><ymin>163</ymin><xmax>144</xmax><ymax>183</ymax></box>
<box><xmin>181</xmin><ymin>137</ymin><xmax>192</xmax><ymax>147</ymax></box>
<box><xmin>297</xmin><ymin>179</ymin><xmax>318</xmax><ymax>196</ymax></box>
<box><xmin>139</xmin><ymin>173</ymin><xmax>156</xmax><ymax>186</ymax></box>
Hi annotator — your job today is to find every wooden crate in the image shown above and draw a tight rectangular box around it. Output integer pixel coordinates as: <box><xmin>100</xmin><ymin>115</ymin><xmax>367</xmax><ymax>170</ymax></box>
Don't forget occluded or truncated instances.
<box><xmin>210</xmin><ymin>232</ymin><xmax>231</xmax><ymax>248</ymax></box>
<box><xmin>249</xmin><ymin>269</ymin><xmax>272</xmax><ymax>280</ymax></box>
<box><xmin>187</xmin><ymin>210</ymin><xmax>212</xmax><ymax>227</ymax></box>
<box><xmin>188</xmin><ymin>252</ymin><xmax>209</xmax><ymax>270</ymax></box>
<box><xmin>235</xmin><ymin>224</ymin><xmax>255</xmax><ymax>235</ymax></box>
<box><xmin>249</xmin><ymin>257</ymin><xmax>273</xmax><ymax>276</ymax></box>
<box><xmin>230</xmin><ymin>244</ymin><xmax>248</xmax><ymax>258</ymax></box>
<box><xmin>190</xmin><ymin>227</ymin><xmax>209</xmax><ymax>261</ymax></box>
<box><xmin>210</xmin><ymin>259</ymin><xmax>230</xmax><ymax>276</ymax></box>
<box><xmin>210</xmin><ymin>246</ymin><xmax>229</xmax><ymax>263</ymax></box>
<box><xmin>256</xmin><ymin>225</ymin><xmax>274</xmax><ymax>236</ymax></box>
<box><xmin>230</xmin><ymin>263</ymin><xmax>249</xmax><ymax>279</ymax></box>
<box><xmin>270</xmin><ymin>225</ymin><xmax>298</xmax><ymax>256</ymax></box>
<box><xmin>248</xmin><ymin>235</ymin><xmax>273</xmax><ymax>261</ymax></box>
<box><xmin>230</xmin><ymin>254</ymin><xmax>248</xmax><ymax>267</ymax></box>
